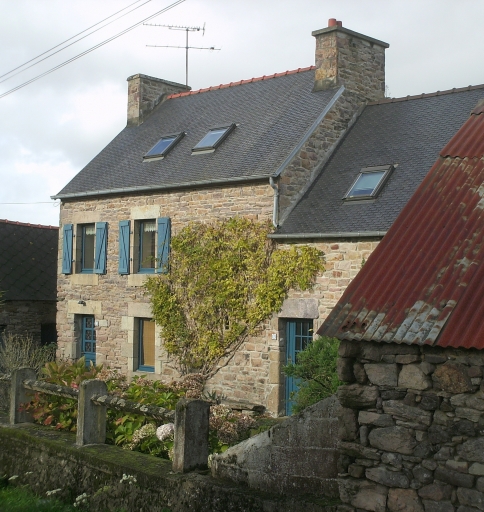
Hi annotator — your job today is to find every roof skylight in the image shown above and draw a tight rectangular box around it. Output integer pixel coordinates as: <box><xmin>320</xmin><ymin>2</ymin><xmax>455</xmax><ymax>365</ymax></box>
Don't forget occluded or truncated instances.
<box><xmin>192</xmin><ymin>124</ymin><xmax>236</xmax><ymax>154</ymax></box>
<box><xmin>143</xmin><ymin>132</ymin><xmax>184</xmax><ymax>161</ymax></box>
<box><xmin>344</xmin><ymin>165</ymin><xmax>393</xmax><ymax>200</ymax></box>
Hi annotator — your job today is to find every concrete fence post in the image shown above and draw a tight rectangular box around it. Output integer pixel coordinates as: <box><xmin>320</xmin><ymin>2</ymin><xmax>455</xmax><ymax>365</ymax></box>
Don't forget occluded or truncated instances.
<box><xmin>172</xmin><ymin>398</ymin><xmax>210</xmax><ymax>473</ymax></box>
<box><xmin>10</xmin><ymin>367</ymin><xmax>36</xmax><ymax>425</ymax></box>
<box><xmin>76</xmin><ymin>379</ymin><xmax>107</xmax><ymax>447</ymax></box>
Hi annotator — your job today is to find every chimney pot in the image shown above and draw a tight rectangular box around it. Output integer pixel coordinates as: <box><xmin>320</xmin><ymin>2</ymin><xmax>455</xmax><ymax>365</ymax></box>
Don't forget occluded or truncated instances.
<box><xmin>337</xmin><ymin>20</ymin><xmax>343</xmax><ymax>27</ymax></box>
<box><xmin>328</xmin><ymin>18</ymin><xmax>337</xmax><ymax>27</ymax></box>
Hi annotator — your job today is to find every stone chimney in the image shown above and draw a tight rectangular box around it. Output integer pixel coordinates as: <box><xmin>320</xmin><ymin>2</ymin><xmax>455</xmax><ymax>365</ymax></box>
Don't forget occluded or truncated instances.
<box><xmin>127</xmin><ymin>74</ymin><xmax>190</xmax><ymax>127</ymax></box>
<box><xmin>312</xmin><ymin>19</ymin><xmax>389</xmax><ymax>102</ymax></box>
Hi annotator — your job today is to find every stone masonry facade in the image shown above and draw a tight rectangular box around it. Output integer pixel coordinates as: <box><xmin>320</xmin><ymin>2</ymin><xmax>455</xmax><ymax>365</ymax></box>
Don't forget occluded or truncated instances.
<box><xmin>57</xmin><ymin>180</ymin><xmax>381</xmax><ymax>416</ymax></box>
<box><xmin>0</xmin><ymin>300</ymin><xmax>56</xmax><ymax>345</ymax></box>
<box><xmin>336</xmin><ymin>338</ymin><xmax>484</xmax><ymax>512</ymax></box>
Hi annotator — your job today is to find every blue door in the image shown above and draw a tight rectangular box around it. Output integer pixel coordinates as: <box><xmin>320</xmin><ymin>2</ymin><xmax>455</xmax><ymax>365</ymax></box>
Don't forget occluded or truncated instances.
<box><xmin>81</xmin><ymin>316</ymin><xmax>96</xmax><ymax>366</ymax></box>
<box><xmin>285</xmin><ymin>319</ymin><xmax>313</xmax><ymax>415</ymax></box>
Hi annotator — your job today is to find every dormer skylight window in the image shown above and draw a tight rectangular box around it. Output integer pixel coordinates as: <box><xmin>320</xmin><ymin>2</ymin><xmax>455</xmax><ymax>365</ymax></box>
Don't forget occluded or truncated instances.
<box><xmin>344</xmin><ymin>165</ymin><xmax>394</xmax><ymax>200</ymax></box>
<box><xmin>192</xmin><ymin>124</ymin><xmax>236</xmax><ymax>154</ymax></box>
<box><xmin>143</xmin><ymin>132</ymin><xmax>184</xmax><ymax>161</ymax></box>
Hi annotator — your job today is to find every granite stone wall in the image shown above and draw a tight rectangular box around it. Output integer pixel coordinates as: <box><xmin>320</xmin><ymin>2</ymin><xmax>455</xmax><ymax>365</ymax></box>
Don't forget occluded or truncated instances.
<box><xmin>336</xmin><ymin>339</ymin><xmax>484</xmax><ymax>512</ymax></box>
<box><xmin>211</xmin><ymin>394</ymin><xmax>341</xmax><ymax>497</ymax></box>
<box><xmin>0</xmin><ymin>300</ymin><xmax>56</xmax><ymax>344</ymax></box>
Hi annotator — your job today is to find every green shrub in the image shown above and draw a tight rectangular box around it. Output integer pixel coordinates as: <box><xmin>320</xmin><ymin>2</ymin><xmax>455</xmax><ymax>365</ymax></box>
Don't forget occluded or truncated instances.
<box><xmin>283</xmin><ymin>336</ymin><xmax>342</xmax><ymax>414</ymax></box>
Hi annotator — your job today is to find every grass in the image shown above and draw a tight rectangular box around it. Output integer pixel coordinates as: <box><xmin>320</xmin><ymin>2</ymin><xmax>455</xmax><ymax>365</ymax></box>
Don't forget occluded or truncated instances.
<box><xmin>0</xmin><ymin>485</ymin><xmax>75</xmax><ymax>512</ymax></box>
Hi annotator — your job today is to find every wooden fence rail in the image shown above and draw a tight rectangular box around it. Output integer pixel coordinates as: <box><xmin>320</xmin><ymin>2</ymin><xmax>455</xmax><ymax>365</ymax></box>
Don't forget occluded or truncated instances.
<box><xmin>4</xmin><ymin>368</ymin><xmax>209</xmax><ymax>473</ymax></box>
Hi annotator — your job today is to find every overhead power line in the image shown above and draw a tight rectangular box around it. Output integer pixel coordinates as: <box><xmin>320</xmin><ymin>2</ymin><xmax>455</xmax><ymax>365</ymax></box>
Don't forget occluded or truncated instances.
<box><xmin>0</xmin><ymin>0</ymin><xmax>186</xmax><ymax>100</ymax></box>
<box><xmin>0</xmin><ymin>0</ymin><xmax>150</xmax><ymax>84</ymax></box>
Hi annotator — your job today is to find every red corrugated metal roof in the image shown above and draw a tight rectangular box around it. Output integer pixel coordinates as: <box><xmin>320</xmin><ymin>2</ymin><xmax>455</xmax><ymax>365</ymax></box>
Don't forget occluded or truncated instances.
<box><xmin>318</xmin><ymin>99</ymin><xmax>484</xmax><ymax>349</ymax></box>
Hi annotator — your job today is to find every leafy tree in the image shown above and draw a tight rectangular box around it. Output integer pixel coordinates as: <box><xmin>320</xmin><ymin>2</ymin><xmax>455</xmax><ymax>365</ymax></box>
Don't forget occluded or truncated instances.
<box><xmin>145</xmin><ymin>218</ymin><xmax>324</xmax><ymax>379</ymax></box>
<box><xmin>283</xmin><ymin>336</ymin><xmax>341</xmax><ymax>414</ymax></box>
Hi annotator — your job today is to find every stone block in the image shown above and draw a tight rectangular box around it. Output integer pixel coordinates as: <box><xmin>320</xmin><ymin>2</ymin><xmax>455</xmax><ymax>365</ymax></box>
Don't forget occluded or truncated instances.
<box><xmin>446</xmin><ymin>460</ymin><xmax>469</xmax><ymax>473</ymax></box>
<box><xmin>413</xmin><ymin>465</ymin><xmax>433</xmax><ymax>485</ymax></box>
<box><xmin>428</xmin><ymin>424</ymin><xmax>451</xmax><ymax>444</ymax></box>
<box><xmin>455</xmin><ymin>407</ymin><xmax>482</xmax><ymax>422</ymax></box>
<box><xmin>466</xmin><ymin>392</ymin><xmax>484</xmax><ymax>412</ymax></box>
<box><xmin>434</xmin><ymin>467</ymin><xmax>474</xmax><ymax>488</ymax></box>
<box><xmin>457</xmin><ymin>488</ymin><xmax>484</xmax><ymax>511</ymax></box>
<box><xmin>383</xmin><ymin>400</ymin><xmax>432</xmax><ymax>426</ymax></box>
<box><xmin>395</xmin><ymin>354</ymin><xmax>421</xmax><ymax>364</ymax></box>
<box><xmin>366</xmin><ymin>466</ymin><xmax>410</xmax><ymax>488</ymax></box>
<box><xmin>368</xmin><ymin>426</ymin><xmax>417</xmax><ymax>455</ymax></box>
<box><xmin>365</xmin><ymin>364</ymin><xmax>398</xmax><ymax>387</ymax></box>
<box><xmin>338</xmin><ymin>357</ymin><xmax>356</xmax><ymax>382</ymax></box>
<box><xmin>339</xmin><ymin>407</ymin><xmax>359</xmax><ymax>441</ymax></box>
<box><xmin>76</xmin><ymin>379</ymin><xmax>108</xmax><ymax>446</ymax></box>
<box><xmin>419</xmin><ymin>394</ymin><xmax>440</xmax><ymax>411</ymax></box>
<box><xmin>387</xmin><ymin>488</ymin><xmax>424</xmax><ymax>512</ymax></box>
<box><xmin>458</xmin><ymin>438</ymin><xmax>484</xmax><ymax>464</ymax></box>
<box><xmin>470</xmin><ymin>464</ymin><xmax>484</xmax><ymax>476</ymax></box>
<box><xmin>277</xmin><ymin>298</ymin><xmax>319</xmax><ymax>319</ymax></box>
<box><xmin>337</xmin><ymin>384</ymin><xmax>379</xmax><ymax>409</ymax></box>
<box><xmin>398</xmin><ymin>365</ymin><xmax>432</xmax><ymax>391</ymax></box>
<box><xmin>348</xmin><ymin>464</ymin><xmax>365</xmax><ymax>478</ymax></box>
<box><xmin>359</xmin><ymin>411</ymin><xmax>395</xmax><ymax>427</ymax></box>
<box><xmin>433</xmin><ymin>363</ymin><xmax>473</xmax><ymax>393</ymax></box>
<box><xmin>382</xmin><ymin>452</ymin><xmax>403</xmax><ymax>469</ymax></box>
<box><xmin>422</xmin><ymin>500</ymin><xmax>454</xmax><ymax>512</ymax></box>
<box><xmin>450</xmin><ymin>420</ymin><xmax>476</xmax><ymax>437</ymax></box>
<box><xmin>353</xmin><ymin>362</ymin><xmax>368</xmax><ymax>384</ymax></box>
<box><xmin>340</xmin><ymin>441</ymin><xmax>381</xmax><ymax>460</ymax></box>
<box><xmin>339</xmin><ymin>340</ymin><xmax>360</xmax><ymax>358</ymax></box>
<box><xmin>339</xmin><ymin>477</ymin><xmax>388</xmax><ymax>512</ymax></box>
<box><xmin>418</xmin><ymin>482</ymin><xmax>452</xmax><ymax>501</ymax></box>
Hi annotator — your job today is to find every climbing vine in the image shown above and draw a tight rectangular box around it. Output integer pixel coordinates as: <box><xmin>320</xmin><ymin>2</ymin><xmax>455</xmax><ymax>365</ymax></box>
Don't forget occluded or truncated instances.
<box><xmin>145</xmin><ymin>218</ymin><xmax>324</xmax><ymax>380</ymax></box>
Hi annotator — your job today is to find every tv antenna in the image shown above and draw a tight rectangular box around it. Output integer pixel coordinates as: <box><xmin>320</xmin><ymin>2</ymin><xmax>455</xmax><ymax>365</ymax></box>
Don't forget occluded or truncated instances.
<box><xmin>144</xmin><ymin>23</ymin><xmax>220</xmax><ymax>86</ymax></box>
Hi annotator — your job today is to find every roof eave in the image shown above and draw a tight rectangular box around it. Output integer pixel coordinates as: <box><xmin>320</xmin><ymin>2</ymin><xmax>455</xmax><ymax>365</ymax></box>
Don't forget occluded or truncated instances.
<box><xmin>52</xmin><ymin>175</ymin><xmax>271</xmax><ymax>200</ymax></box>
<box><xmin>268</xmin><ymin>230</ymin><xmax>387</xmax><ymax>239</ymax></box>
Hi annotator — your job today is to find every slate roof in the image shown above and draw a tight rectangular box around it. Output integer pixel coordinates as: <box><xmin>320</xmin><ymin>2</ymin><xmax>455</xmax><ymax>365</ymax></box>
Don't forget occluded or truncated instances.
<box><xmin>276</xmin><ymin>85</ymin><xmax>484</xmax><ymax>236</ymax></box>
<box><xmin>317</xmin><ymin>99</ymin><xmax>484</xmax><ymax>349</ymax></box>
<box><xmin>54</xmin><ymin>68</ymin><xmax>340</xmax><ymax>199</ymax></box>
<box><xmin>0</xmin><ymin>220</ymin><xmax>58</xmax><ymax>301</ymax></box>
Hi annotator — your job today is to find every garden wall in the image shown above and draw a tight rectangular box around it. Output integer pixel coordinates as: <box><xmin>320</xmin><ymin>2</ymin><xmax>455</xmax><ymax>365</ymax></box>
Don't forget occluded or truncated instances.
<box><xmin>337</xmin><ymin>339</ymin><xmax>484</xmax><ymax>512</ymax></box>
<box><xmin>0</xmin><ymin>421</ymin><xmax>339</xmax><ymax>512</ymax></box>
<box><xmin>211</xmin><ymin>394</ymin><xmax>341</xmax><ymax>497</ymax></box>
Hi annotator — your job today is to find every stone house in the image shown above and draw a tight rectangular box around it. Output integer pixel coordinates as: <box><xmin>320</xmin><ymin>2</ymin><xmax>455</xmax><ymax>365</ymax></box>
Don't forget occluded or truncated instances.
<box><xmin>318</xmin><ymin>99</ymin><xmax>484</xmax><ymax>511</ymax></box>
<box><xmin>0</xmin><ymin>220</ymin><xmax>58</xmax><ymax>345</ymax></box>
<box><xmin>52</xmin><ymin>18</ymin><xmax>484</xmax><ymax>416</ymax></box>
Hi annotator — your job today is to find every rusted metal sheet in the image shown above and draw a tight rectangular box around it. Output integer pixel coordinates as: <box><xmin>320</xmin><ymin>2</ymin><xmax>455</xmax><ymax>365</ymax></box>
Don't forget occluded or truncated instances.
<box><xmin>318</xmin><ymin>102</ymin><xmax>484</xmax><ymax>349</ymax></box>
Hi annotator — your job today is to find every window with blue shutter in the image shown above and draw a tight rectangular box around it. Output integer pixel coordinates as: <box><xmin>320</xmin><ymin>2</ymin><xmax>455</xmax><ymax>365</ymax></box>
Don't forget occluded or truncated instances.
<box><xmin>156</xmin><ymin>217</ymin><xmax>171</xmax><ymax>273</ymax></box>
<box><xmin>94</xmin><ymin>222</ymin><xmax>108</xmax><ymax>274</ymax></box>
<box><xmin>118</xmin><ymin>220</ymin><xmax>130</xmax><ymax>275</ymax></box>
<box><xmin>62</xmin><ymin>224</ymin><xmax>73</xmax><ymax>274</ymax></box>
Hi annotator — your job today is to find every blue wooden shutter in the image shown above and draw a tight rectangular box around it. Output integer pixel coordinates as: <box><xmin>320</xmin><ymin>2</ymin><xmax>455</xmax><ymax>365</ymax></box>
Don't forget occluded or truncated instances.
<box><xmin>118</xmin><ymin>220</ymin><xmax>130</xmax><ymax>275</ymax></box>
<box><xmin>61</xmin><ymin>224</ymin><xmax>73</xmax><ymax>274</ymax></box>
<box><xmin>94</xmin><ymin>222</ymin><xmax>108</xmax><ymax>274</ymax></box>
<box><xmin>156</xmin><ymin>217</ymin><xmax>171</xmax><ymax>273</ymax></box>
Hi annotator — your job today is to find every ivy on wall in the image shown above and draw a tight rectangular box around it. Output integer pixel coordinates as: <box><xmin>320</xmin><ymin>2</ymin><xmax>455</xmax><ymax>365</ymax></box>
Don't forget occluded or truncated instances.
<box><xmin>145</xmin><ymin>218</ymin><xmax>324</xmax><ymax>379</ymax></box>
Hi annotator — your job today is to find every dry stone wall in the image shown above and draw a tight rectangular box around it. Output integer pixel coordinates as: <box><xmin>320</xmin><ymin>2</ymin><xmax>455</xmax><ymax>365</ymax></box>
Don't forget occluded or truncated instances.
<box><xmin>336</xmin><ymin>338</ymin><xmax>484</xmax><ymax>512</ymax></box>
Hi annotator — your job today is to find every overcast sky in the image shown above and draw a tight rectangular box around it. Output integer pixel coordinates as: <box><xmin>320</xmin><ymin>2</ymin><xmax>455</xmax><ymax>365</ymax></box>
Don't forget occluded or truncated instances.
<box><xmin>1</xmin><ymin>0</ymin><xmax>484</xmax><ymax>226</ymax></box>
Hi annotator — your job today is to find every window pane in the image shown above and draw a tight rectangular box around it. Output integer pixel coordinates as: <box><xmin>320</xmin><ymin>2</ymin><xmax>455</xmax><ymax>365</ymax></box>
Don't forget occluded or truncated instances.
<box><xmin>140</xmin><ymin>220</ymin><xmax>156</xmax><ymax>269</ymax></box>
<box><xmin>194</xmin><ymin>128</ymin><xmax>227</xmax><ymax>149</ymax></box>
<box><xmin>146</xmin><ymin>136</ymin><xmax>176</xmax><ymax>157</ymax></box>
<box><xmin>82</xmin><ymin>224</ymin><xmax>95</xmax><ymax>270</ymax></box>
<box><xmin>348</xmin><ymin>171</ymin><xmax>385</xmax><ymax>198</ymax></box>
<box><xmin>140</xmin><ymin>319</ymin><xmax>155</xmax><ymax>368</ymax></box>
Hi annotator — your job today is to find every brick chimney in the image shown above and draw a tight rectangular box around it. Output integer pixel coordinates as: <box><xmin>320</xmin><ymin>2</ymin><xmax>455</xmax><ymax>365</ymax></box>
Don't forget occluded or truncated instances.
<box><xmin>312</xmin><ymin>20</ymin><xmax>389</xmax><ymax>102</ymax></box>
<box><xmin>127</xmin><ymin>74</ymin><xmax>190</xmax><ymax>127</ymax></box>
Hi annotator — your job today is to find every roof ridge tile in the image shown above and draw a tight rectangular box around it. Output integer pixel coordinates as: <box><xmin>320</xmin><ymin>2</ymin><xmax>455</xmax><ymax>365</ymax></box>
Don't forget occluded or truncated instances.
<box><xmin>0</xmin><ymin>219</ymin><xmax>58</xmax><ymax>230</ymax></box>
<box><xmin>166</xmin><ymin>66</ymin><xmax>316</xmax><ymax>99</ymax></box>
<box><xmin>368</xmin><ymin>83</ymin><xmax>484</xmax><ymax>105</ymax></box>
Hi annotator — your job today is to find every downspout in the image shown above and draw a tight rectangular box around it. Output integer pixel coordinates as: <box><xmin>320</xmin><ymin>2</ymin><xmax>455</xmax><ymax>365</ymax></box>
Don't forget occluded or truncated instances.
<box><xmin>269</xmin><ymin>177</ymin><xmax>279</xmax><ymax>228</ymax></box>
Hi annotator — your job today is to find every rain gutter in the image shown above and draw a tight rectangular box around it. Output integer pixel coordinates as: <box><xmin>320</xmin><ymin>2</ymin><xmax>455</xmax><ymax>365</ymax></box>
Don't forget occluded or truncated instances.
<box><xmin>51</xmin><ymin>175</ymin><xmax>270</xmax><ymax>200</ymax></box>
<box><xmin>268</xmin><ymin>230</ymin><xmax>388</xmax><ymax>239</ymax></box>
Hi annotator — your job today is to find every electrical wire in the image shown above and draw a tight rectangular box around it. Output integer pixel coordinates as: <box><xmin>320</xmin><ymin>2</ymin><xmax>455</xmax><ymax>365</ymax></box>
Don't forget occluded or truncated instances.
<box><xmin>0</xmin><ymin>0</ymin><xmax>152</xmax><ymax>85</ymax></box>
<box><xmin>0</xmin><ymin>0</ymin><xmax>186</xmax><ymax>100</ymax></box>
<box><xmin>0</xmin><ymin>0</ymin><xmax>147</xmax><ymax>83</ymax></box>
